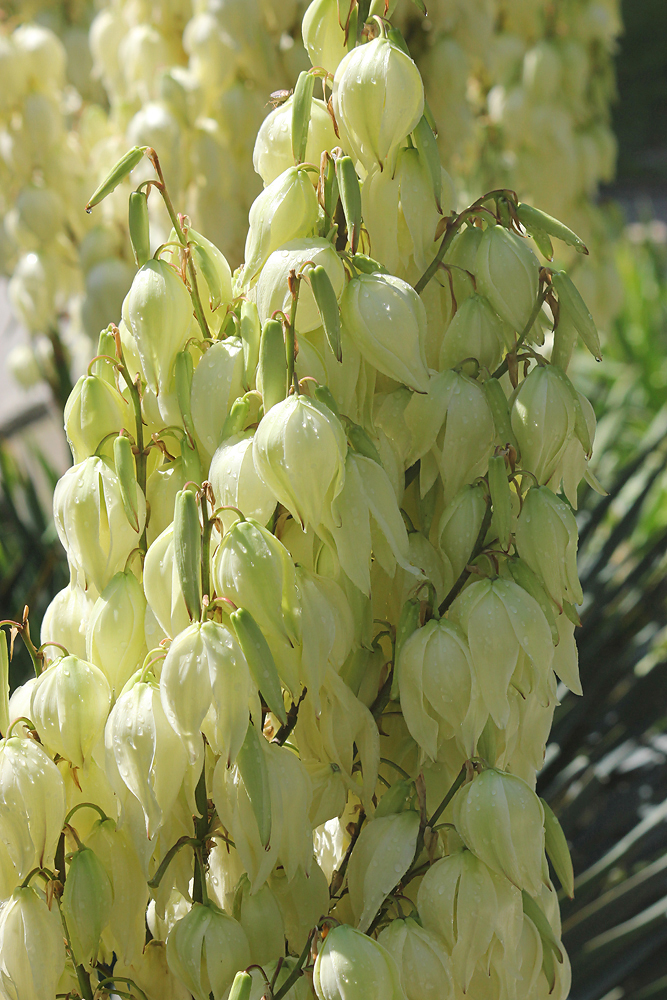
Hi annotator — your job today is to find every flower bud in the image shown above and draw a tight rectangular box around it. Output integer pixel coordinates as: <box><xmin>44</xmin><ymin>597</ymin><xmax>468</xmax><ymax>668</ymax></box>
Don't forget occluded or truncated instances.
<box><xmin>437</xmin><ymin>484</ymin><xmax>488</xmax><ymax>583</ymax></box>
<box><xmin>213</xmin><ymin>518</ymin><xmax>300</xmax><ymax>644</ymax></box>
<box><xmin>105</xmin><ymin>674</ymin><xmax>189</xmax><ymax>838</ymax></box>
<box><xmin>190</xmin><ymin>339</ymin><xmax>245</xmax><ymax>461</ymax></box>
<box><xmin>253</xmin><ymin>395</ymin><xmax>347</xmax><ymax>531</ymax></box>
<box><xmin>256</xmin><ymin>238</ymin><xmax>346</xmax><ymax>334</ymax></box>
<box><xmin>417</xmin><ymin>849</ymin><xmax>523</xmax><ymax>990</ymax></box>
<box><xmin>30</xmin><ymin>655</ymin><xmax>111</xmax><ymax>768</ymax></box>
<box><xmin>243</xmin><ymin>166</ymin><xmax>320</xmax><ymax>286</ymax></box>
<box><xmin>377</xmin><ymin>918</ymin><xmax>454</xmax><ymax>1000</ymax></box>
<box><xmin>143</xmin><ymin>523</ymin><xmax>191</xmax><ymax>640</ymax></box>
<box><xmin>475</xmin><ymin>225</ymin><xmax>540</xmax><ymax>333</ymax></box>
<box><xmin>510</xmin><ymin>365</ymin><xmax>576</xmax><ymax>484</ymax></box>
<box><xmin>439</xmin><ymin>293</ymin><xmax>507</xmax><ymax>372</ymax></box>
<box><xmin>209</xmin><ymin>431</ymin><xmax>276</xmax><ymax>531</ymax></box>
<box><xmin>166</xmin><ymin>902</ymin><xmax>251</xmax><ymax>1000</ymax></box>
<box><xmin>341</xmin><ymin>272</ymin><xmax>429</xmax><ymax>392</ymax></box>
<box><xmin>302</xmin><ymin>0</ymin><xmax>347</xmax><ymax>76</ymax></box>
<box><xmin>448</xmin><ymin>578</ymin><xmax>554</xmax><ymax>728</ymax></box>
<box><xmin>62</xmin><ymin>846</ymin><xmax>113</xmax><ymax>967</ymax></box>
<box><xmin>397</xmin><ymin>619</ymin><xmax>482</xmax><ymax>760</ymax></box>
<box><xmin>0</xmin><ymin>886</ymin><xmax>65</xmax><ymax>1000</ymax></box>
<box><xmin>452</xmin><ymin>768</ymin><xmax>547</xmax><ymax>895</ymax></box>
<box><xmin>86</xmin><ymin>817</ymin><xmax>148</xmax><ymax>965</ymax></box>
<box><xmin>254</xmin><ymin>96</ymin><xmax>338</xmax><ymax>186</ymax></box>
<box><xmin>333</xmin><ymin>37</ymin><xmax>424</xmax><ymax>173</ymax></box>
<box><xmin>86</xmin><ymin>571</ymin><xmax>147</xmax><ymax>696</ymax></box>
<box><xmin>161</xmin><ymin>621</ymin><xmax>257</xmax><ymax>768</ymax></box>
<box><xmin>0</xmin><ymin>736</ymin><xmax>65</xmax><ymax>880</ymax></box>
<box><xmin>314</xmin><ymin>924</ymin><xmax>407</xmax><ymax>1000</ymax></box>
<box><xmin>53</xmin><ymin>457</ymin><xmax>146</xmax><ymax>593</ymax></box>
<box><xmin>64</xmin><ymin>374</ymin><xmax>131</xmax><ymax>465</ymax></box>
<box><xmin>347</xmin><ymin>811</ymin><xmax>420</xmax><ymax>931</ymax></box>
<box><xmin>515</xmin><ymin>486</ymin><xmax>582</xmax><ymax>608</ymax></box>
<box><xmin>122</xmin><ymin>259</ymin><xmax>193</xmax><ymax>396</ymax></box>
<box><xmin>41</xmin><ymin>582</ymin><xmax>97</xmax><ymax>662</ymax></box>
<box><xmin>233</xmin><ymin>874</ymin><xmax>285</xmax><ymax>967</ymax></box>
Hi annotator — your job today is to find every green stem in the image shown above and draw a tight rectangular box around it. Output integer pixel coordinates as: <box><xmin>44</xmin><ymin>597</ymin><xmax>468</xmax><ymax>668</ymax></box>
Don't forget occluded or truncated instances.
<box><xmin>64</xmin><ymin>802</ymin><xmax>110</xmax><ymax>827</ymax></box>
<box><xmin>492</xmin><ymin>286</ymin><xmax>549</xmax><ymax>380</ymax></box>
<box><xmin>286</xmin><ymin>273</ymin><xmax>301</xmax><ymax>395</ymax></box>
<box><xmin>47</xmin><ymin>327</ymin><xmax>74</xmax><ymax>412</ymax></box>
<box><xmin>273</xmin><ymin>929</ymin><xmax>316</xmax><ymax>1000</ymax></box>
<box><xmin>330</xmin><ymin>810</ymin><xmax>365</xmax><ymax>898</ymax></box>
<box><xmin>147</xmin><ymin>836</ymin><xmax>200</xmax><ymax>890</ymax></box>
<box><xmin>192</xmin><ymin>755</ymin><xmax>209</xmax><ymax>905</ymax></box>
<box><xmin>76</xmin><ymin>965</ymin><xmax>94</xmax><ymax>1000</ymax></box>
<box><xmin>94</xmin><ymin>978</ymin><xmax>149</xmax><ymax>1000</ymax></box>
<box><xmin>379</xmin><ymin>758</ymin><xmax>411</xmax><ymax>780</ymax></box>
<box><xmin>200</xmin><ymin>492</ymin><xmax>212</xmax><ymax>609</ymax></box>
<box><xmin>428</xmin><ymin>764</ymin><xmax>467</xmax><ymax>829</ymax></box>
<box><xmin>116</xmin><ymin>360</ymin><xmax>147</xmax><ymax>554</ymax></box>
<box><xmin>438</xmin><ymin>497</ymin><xmax>493</xmax><ymax>615</ymax></box>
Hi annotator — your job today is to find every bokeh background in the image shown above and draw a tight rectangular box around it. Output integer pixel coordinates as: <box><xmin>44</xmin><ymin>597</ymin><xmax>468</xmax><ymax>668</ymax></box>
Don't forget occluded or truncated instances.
<box><xmin>1</xmin><ymin>1</ymin><xmax>667</xmax><ymax>995</ymax></box>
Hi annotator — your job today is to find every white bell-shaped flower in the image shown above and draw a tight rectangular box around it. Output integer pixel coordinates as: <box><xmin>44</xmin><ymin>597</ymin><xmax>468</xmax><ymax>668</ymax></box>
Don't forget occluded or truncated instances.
<box><xmin>0</xmin><ymin>886</ymin><xmax>65</xmax><ymax>1000</ymax></box>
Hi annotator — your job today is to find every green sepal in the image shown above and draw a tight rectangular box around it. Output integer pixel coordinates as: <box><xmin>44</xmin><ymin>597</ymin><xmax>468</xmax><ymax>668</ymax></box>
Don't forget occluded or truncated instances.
<box><xmin>228</xmin><ymin>971</ymin><xmax>253</xmax><ymax>1000</ymax></box>
<box><xmin>487</xmin><ymin>454</ymin><xmax>512</xmax><ymax>549</ymax></box>
<box><xmin>128</xmin><ymin>190</ymin><xmax>150</xmax><ymax>267</ymax></box>
<box><xmin>562</xmin><ymin>600</ymin><xmax>582</xmax><ymax>627</ymax></box>
<box><xmin>322</xmin><ymin>152</ymin><xmax>339</xmax><ymax>231</ymax></box>
<box><xmin>529</xmin><ymin>226</ymin><xmax>554</xmax><ymax>262</ymax></box>
<box><xmin>175</xmin><ymin>350</ymin><xmax>196</xmax><ymax>443</ymax></box>
<box><xmin>516</xmin><ymin>203</ymin><xmax>589</xmax><ymax>255</ymax></box>
<box><xmin>309</xmin><ymin>265</ymin><xmax>342</xmax><ymax>362</ymax></box>
<box><xmin>240</xmin><ymin>300</ymin><xmax>261</xmax><ymax>390</ymax></box>
<box><xmin>351</xmin><ymin>253</ymin><xmax>388</xmax><ymax>275</ymax></box>
<box><xmin>113</xmin><ymin>435</ymin><xmax>141</xmax><ymax>533</ymax></box>
<box><xmin>292</xmin><ymin>70</ymin><xmax>316</xmax><ymax>165</ymax></box>
<box><xmin>391</xmin><ymin>598</ymin><xmax>421</xmax><ymax>699</ymax></box>
<box><xmin>335</xmin><ymin>155</ymin><xmax>362</xmax><ymax>254</ymax></box>
<box><xmin>236</xmin><ymin>722</ymin><xmax>272</xmax><ymax>848</ymax></box>
<box><xmin>258</xmin><ymin>319</ymin><xmax>287</xmax><ymax>413</ymax></box>
<box><xmin>541</xmin><ymin>798</ymin><xmax>575</xmax><ymax>898</ymax></box>
<box><xmin>94</xmin><ymin>327</ymin><xmax>118</xmax><ymax>384</ymax></box>
<box><xmin>173</xmin><ymin>488</ymin><xmax>202</xmax><ymax>622</ymax></box>
<box><xmin>312</xmin><ymin>383</ymin><xmax>340</xmax><ymax>417</ymax></box>
<box><xmin>375</xmin><ymin>778</ymin><xmax>414</xmax><ymax>818</ymax></box>
<box><xmin>86</xmin><ymin>146</ymin><xmax>148</xmax><ymax>211</ymax></box>
<box><xmin>550</xmin><ymin>366</ymin><xmax>592</xmax><ymax>457</ymax></box>
<box><xmin>221</xmin><ymin>396</ymin><xmax>251</xmax><ymax>441</ymax></box>
<box><xmin>412</xmin><ymin>115</ymin><xmax>442</xmax><ymax>212</ymax></box>
<box><xmin>550</xmin><ymin>313</ymin><xmax>578</xmax><ymax>373</ymax></box>
<box><xmin>191</xmin><ymin>242</ymin><xmax>223</xmax><ymax>311</ymax></box>
<box><xmin>522</xmin><ymin>890</ymin><xmax>564</xmax><ymax>965</ymax></box>
<box><xmin>551</xmin><ymin>270</ymin><xmax>601</xmax><ymax>361</ymax></box>
<box><xmin>230</xmin><ymin>608</ymin><xmax>287</xmax><ymax>725</ymax></box>
<box><xmin>504</xmin><ymin>557</ymin><xmax>559</xmax><ymax>645</ymax></box>
<box><xmin>483</xmin><ymin>378</ymin><xmax>519</xmax><ymax>452</ymax></box>
<box><xmin>180</xmin><ymin>438</ymin><xmax>202</xmax><ymax>486</ymax></box>
<box><xmin>347</xmin><ymin>425</ymin><xmax>382</xmax><ymax>465</ymax></box>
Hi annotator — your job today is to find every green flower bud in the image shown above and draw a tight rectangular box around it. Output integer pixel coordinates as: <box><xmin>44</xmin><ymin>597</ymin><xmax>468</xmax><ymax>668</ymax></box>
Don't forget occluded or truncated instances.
<box><xmin>453</xmin><ymin>768</ymin><xmax>547</xmax><ymax>895</ymax></box>
<box><xmin>86</xmin><ymin>571</ymin><xmax>147</xmax><ymax>697</ymax></box>
<box><xmin>122</xmin><ymin>259</ymin><xmax>193</xmax><ymax>396</ymax></box>
<box><xmin>166</xmin><ymin>902</ymin><xmax>250</xmax><ymax>1000</ymax></box>
<box><xmin>256</xmin><ymin>238</ymin><xmax>346</xmax><ymax>334</ymax></box>
<box><xmin>377</xmin><ymin>918</ymin><xmax>454</xmax><ymax>1000</ymax></box>
<box><xmin>173</xmin><ymin>488</ymin><xmax>202</xmax><ymax>620</ymax></box>
<box><xmin>233</xmin><ymin>874</ymin><xmax>285</xmax><ymax>967</ymax></box>
<box><xmin>230</xmin><ymin>609</ymin><xmax>287</xmax><ymax>725</ymax></box>
<box><xmin>475</xmin><ymin>225</ymin><xmax>540</xmax><ymax>333</ymax></box>
<box><xmin>86</xmin><ymin>817</ymin><xmax>149</xmax><ymax>966</ymax></box>
<box><xmin>64</xmin><ymin>374</ymin><xmax>131</xmax><ymax>465</ymax></box>
<box><xmin>341</xmin><ymin>272</ymin><xmax>429</xmax><ymax>392</ymax></box>
<box><xmin>128</xmin><ymin>190</ymin><xmax>150</xmax><ymax>267</ymax></box>
<box><xmin>62</xmin><ymin>846</ymin><xmax>113</xmax><ymax>967</ymax></box>
<box><xmin>348</xmin><ymin>811</ymin><xmax>420</xmax><ymax>931</ymax></box>
<box><xmin>105</xmin><ymin>674</ymin><xmax>189</xmax><ymax>838</ymax></box>
<box><xmin>269</xmin><ymin>863</ymin><xmax>329</xmax><ymax>955</ymax></box>
<box><xmin>53</xmin><ymin>456</ymin><xmax>146</xmax><ymax>593</ymax></box>
<box><xmin>0</xmin><ymin>886</ymin><xmax>65</xmax><ymax>1000</ymax></box>
<box><xmin>253</xmin><ymin>395</ymin><xmax>347</xmax><ymax>531</ymax></box>
<box><xmin>439</xmin><ymin>294</ymin><xmax>507</xmax><ymax>372</ymax></box>
<box><xmin>437</xmin><ymin>484</ymin><xmax>488</xmax><ymax>584</ymax></box>
<box><xmin>243</xmin><ymin>167</ymin><xmax>320</xmax><ymax>287</ymax></box>
<box><xmin>302</xmin><ymin>0</ymin><xmax>347</xmax><ymax>76</ymax></box>
<box><xmin>0</xmin><ymin>736</ymin><xmax>65</xmax><ymax>881</ymax></box>
<box><xmin>188</xmin><ymin>227</ymin><xmax>234</xmax><ymax>331</ymax></box>
<box><xmin>229</xmin><ymin>971</ymin><xmax>253</xmax><ymax>1000</ymax></box>
<box><xmin>515</xmin><ymin>486</ymin><xmax>582</xmax><ymax>608</ymax></box>
<box><xmin>314</xmin><ymin>924</ymin><xmax>407</xmax><ymax>1000</ymax></box>
<box><xmin>190</xmin><ymin>339</ymin><xmax>245</xmax><ymax>461</ymax></box>
<box><xmin>30</xmin><ymin>654</ymin><xmax>111</xmax><ymax>769</ymax></box>
<box><xmin>417</xmin><ymin>849</ymin><xmax>523</xmax><ymax>991</ymax></box>
<box><xmin>209</xmin><ymin>431</ymin><xmax>276</xmax><ymax>531</ymax></box>
<box><xmin>397</xmin><ymin>619</ymin><xmax>482</xmax><ymax>761</ymax></box>
<box><xmin>85</xmin><ymin>145</ymin><xmax>147</xmax><ymax>211</ymax></box>
<box><xmin>240</xmin><ymin>301</ymin><xmax>261</xmax><ymax>389</ymax></box>
<box><xmin>144</xmin><ymin>523</ymin><xmax>191</xmax><ymax>638</ymax></box>
<box><xmin>253</xmin><ymin>95</ymin><xmax>338</xmax><ymax>187</ymax></box>
<box><xmin>333</xmin><ymin>37</ymin><xmax>424</xmax><ymax>173</ymax></box>
<box><xmin>551</xmin><ymin>269</ymin><xmax>601</xmax><ymax>360</ymax></box>
<box><xmin>213</xmin><ymin>517</ymin><xmax>300</xmax><ymax>644</ymax></box>
<box><xmin>510</xmin><ymin>365</ymin><xmax>576</xmax><ymax>484</ymax></box>
<box><xmin>448</xmin><ymin>578</ymin><xmax>554</xmax><ymax>728</ymax></box>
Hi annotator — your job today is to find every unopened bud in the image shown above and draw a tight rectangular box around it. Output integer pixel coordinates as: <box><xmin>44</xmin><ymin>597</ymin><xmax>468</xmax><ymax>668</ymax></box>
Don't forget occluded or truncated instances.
<box><xmin>62</xmin><ymin>846</ymin><xmax>113</xmax><ymax>966</ymax></box>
